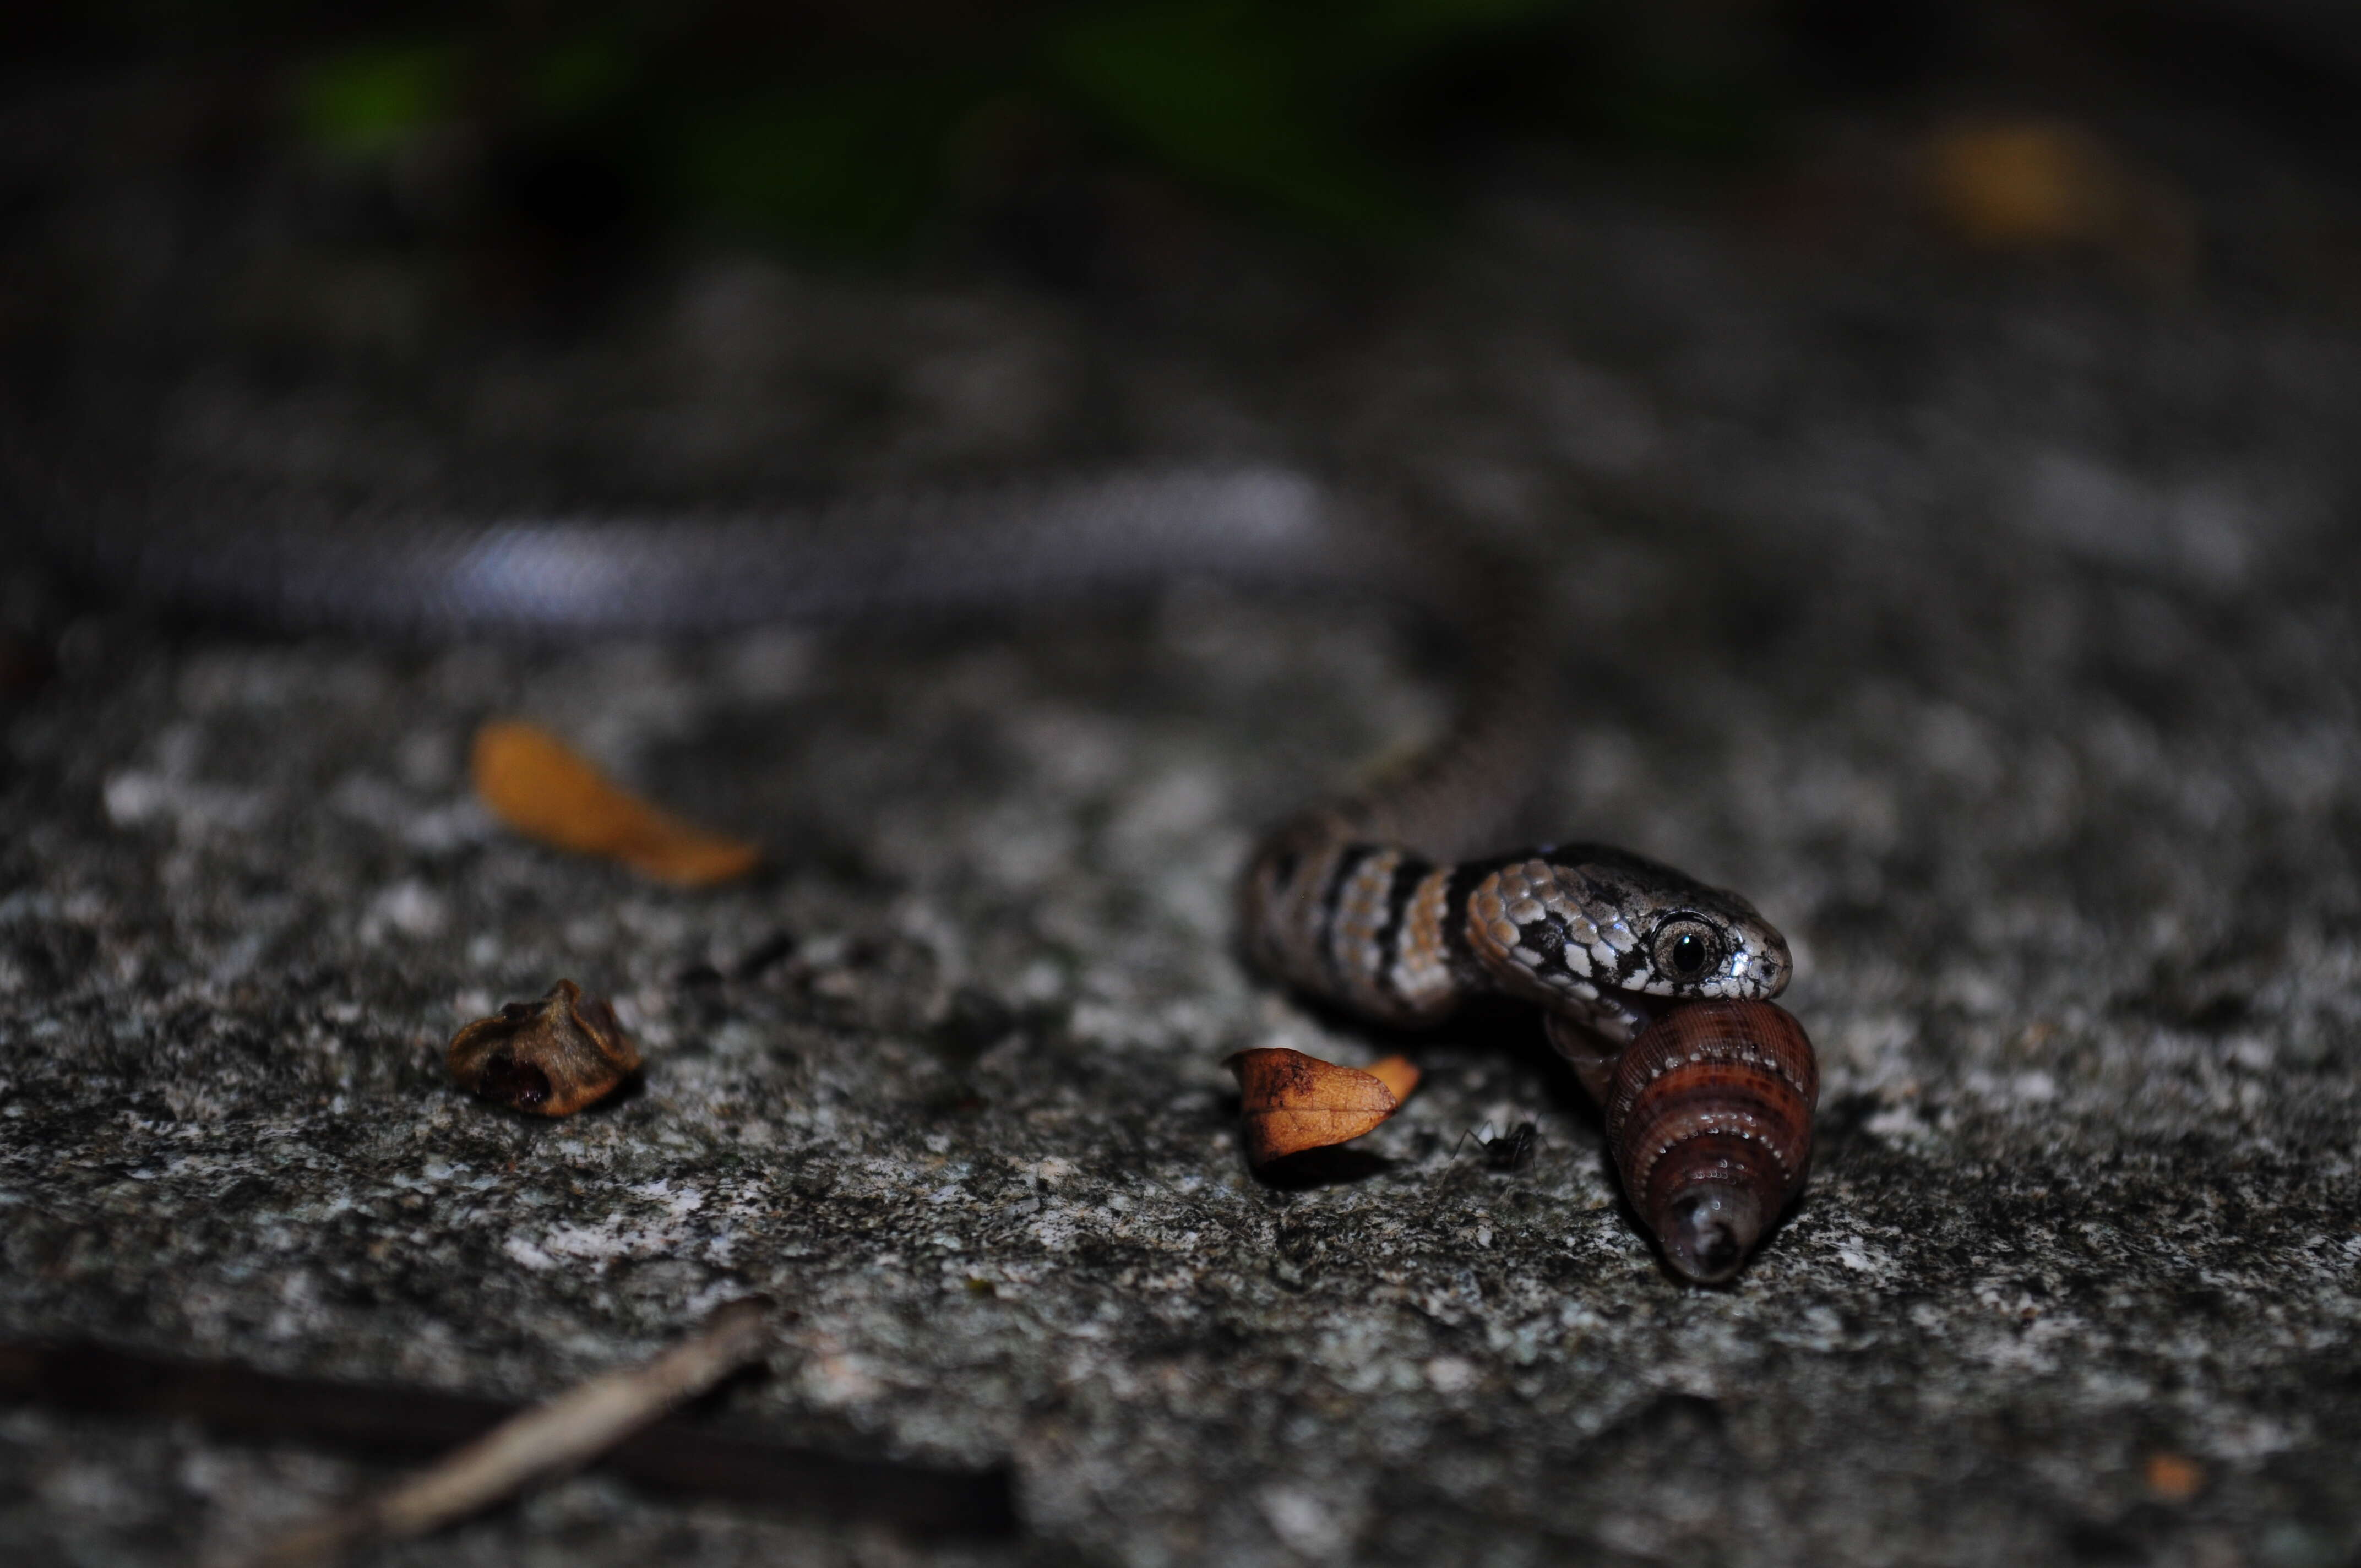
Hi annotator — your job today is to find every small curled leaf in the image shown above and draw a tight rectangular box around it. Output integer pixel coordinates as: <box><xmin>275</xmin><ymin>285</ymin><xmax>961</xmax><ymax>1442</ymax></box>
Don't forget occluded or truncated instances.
<box><xmin>448</xmin><ymin>979</ymin><xmax>642</xmax><ymax>1117</ymax></box>
<box><xmin>1225</xmin><ymin>1047</ymin><xmax>1419</xmax><ymax>1166</ymax></box>
<box><xmin>471</xmin><ymin>720</ymin><xmax>760</xmax><ymax>886</ymax></box>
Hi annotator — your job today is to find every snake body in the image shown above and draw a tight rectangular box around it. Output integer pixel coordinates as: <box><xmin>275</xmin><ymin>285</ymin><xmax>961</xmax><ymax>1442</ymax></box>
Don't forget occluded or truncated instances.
<box><xmin>11</xmin><ymin>371</ymin><xmax>1808</xmax><ymax>1281</ymax></box>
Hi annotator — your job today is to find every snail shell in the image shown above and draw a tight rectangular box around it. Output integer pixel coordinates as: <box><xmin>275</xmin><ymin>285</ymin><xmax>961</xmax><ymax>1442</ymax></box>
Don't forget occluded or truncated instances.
<box><xmin>1604</xmin><ymin>998</ymin><xmax>1818</xmax><ymax>1284</ymax></box>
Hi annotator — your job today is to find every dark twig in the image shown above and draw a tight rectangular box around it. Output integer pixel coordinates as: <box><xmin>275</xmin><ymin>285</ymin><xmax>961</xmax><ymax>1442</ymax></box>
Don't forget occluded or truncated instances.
<box><xmin>249</xmin><ymin>1299</ymin><xmax>776</xmax><ymax>1565</ymax></box>
<box><xmin>0</xmin><ymin>1320</ymin><xmax>1018</xmax><ymax>1547</ymax></box>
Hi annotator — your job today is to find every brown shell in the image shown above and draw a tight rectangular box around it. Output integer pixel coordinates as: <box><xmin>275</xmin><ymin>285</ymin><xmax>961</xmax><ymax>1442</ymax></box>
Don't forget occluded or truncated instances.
<box><xmin>447</xmin><ymin>979</ymin><xmax>641</xmax><ymax>1117</ymax></box>
<box><xmin>1606</xmin><ymin>998</ymin><xmax>1818</xmax><ymax>1284</ymax></box>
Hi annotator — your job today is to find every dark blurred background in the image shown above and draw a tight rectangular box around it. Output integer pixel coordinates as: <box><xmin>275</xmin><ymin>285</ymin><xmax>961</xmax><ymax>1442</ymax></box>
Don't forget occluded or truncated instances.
<box><xmin>8</xmin><ymin>1</ymin><xmax>2361</xmax><ymax>319</ymax></box>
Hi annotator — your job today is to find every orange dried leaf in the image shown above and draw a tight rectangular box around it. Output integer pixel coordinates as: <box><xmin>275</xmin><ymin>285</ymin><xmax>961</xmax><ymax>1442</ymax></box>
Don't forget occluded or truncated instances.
<box><xmin>2144</xmin><ymin>1452</ymin><xmax>2203</xmax><ymax>1503</ymax></box>
<box><xmin>471</xmin><ymin>720</ymin><xmax>760</xmax><ymax>886</ymax></box>
<box><xmin>1364</xmin><ymin>1054</ymin><xmax>1421</xmax><ymax>1102</ymax></box>
<box><xmin>1924</xmin><ymin>116</ymin><xmax>2195</xmax><ymax>288</ymax></box>
<box><xmin>1225</xmin><ymin>1047</ymin><xmax>1411</xmax><ymax>1165</ymax></box>
<box><xmin>1928</xmin><ymin>119</ymin><xmax>2117</xmax><ymax>249</ymax></box>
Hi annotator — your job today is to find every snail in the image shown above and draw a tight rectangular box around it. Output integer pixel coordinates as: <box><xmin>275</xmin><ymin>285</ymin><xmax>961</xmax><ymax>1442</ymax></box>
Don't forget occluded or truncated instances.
<box><xmin>1601</xmin><ymin>998</ymin><xmax>1818</xmax><ymax>1283</ymax></box>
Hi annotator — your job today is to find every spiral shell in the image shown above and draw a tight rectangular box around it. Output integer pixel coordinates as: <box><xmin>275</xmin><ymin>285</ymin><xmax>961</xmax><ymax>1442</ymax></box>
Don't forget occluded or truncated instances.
<box><xmin>1606</xmin><ymin>998</ymin><xmax>1818</xmax><ymax>1283</ymax></box>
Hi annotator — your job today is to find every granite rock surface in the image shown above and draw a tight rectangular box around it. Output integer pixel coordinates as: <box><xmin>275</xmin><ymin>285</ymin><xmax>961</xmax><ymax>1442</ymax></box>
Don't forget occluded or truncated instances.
<box><xmin>3</xmin><ymin>127</ymin><xmax>2360</xmax><ymax>1568</ymax></box>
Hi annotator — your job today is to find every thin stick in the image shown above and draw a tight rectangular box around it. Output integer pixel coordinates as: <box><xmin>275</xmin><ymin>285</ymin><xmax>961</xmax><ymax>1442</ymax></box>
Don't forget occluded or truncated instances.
<box><xmin>0</xmin><ymin>1335</ymin><xmax>1016</xmax><ymax>1538</ymax></box>
<box><xmin>251</xmin><ymin>1298</ymin><xmax>773</xmax><ymax>1567</ymax></box>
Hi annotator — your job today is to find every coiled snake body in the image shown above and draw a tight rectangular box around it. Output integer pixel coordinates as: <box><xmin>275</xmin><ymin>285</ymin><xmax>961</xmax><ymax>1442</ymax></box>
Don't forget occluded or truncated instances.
<box><xmin>15</xmin><ymin>389</ymin><xmax>1816</xmax><ymax>1283</ymax></box>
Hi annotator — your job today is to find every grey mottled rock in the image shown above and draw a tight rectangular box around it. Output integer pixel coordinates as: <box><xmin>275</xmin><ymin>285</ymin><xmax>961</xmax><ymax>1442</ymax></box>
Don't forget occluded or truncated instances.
<box><xmin>3</xmin><ymin>156</ymin><xmax>2359</xmax><ymax>1568</ymax></box>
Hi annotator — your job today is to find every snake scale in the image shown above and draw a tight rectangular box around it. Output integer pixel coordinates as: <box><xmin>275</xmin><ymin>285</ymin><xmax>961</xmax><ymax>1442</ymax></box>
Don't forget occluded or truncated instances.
<box><xmin>9</xmin><ymin>364</ymin><xmax>1817</xmax><ymax>1283</ymax></box>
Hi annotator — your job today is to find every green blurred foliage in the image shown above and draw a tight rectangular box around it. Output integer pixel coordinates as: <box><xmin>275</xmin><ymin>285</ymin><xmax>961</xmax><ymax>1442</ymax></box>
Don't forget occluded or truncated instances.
<box><xmin>292</xmin><ymin>40</ymin><xmax>459</xmax><ymax>159</ymax></box>
<box><xmin>1044</xmin><ymin>1</ymin><xmax>1457</xmax><ymax>232</ymax></box>
<box><xmin>525</xmin><ymin>30</ymin><xmax>637</xmax><ymax>124</ymax></box>
<box><xmin>259</xmin><ymin>1</ymin><xmax>1784</xmax><ymax>254</ymax></box>
<box><xmin>673</xmin><ymin>73</ymin><xmax>984</xmax><ymax>253</ymax></box>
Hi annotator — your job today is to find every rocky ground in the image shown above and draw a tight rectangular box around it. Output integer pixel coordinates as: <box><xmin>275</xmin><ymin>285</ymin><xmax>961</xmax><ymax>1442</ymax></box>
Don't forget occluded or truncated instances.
<box><xmin>2</xmin><ymin>86</ymin><xmax>2360</xmax><ymax>1568</ymax></box>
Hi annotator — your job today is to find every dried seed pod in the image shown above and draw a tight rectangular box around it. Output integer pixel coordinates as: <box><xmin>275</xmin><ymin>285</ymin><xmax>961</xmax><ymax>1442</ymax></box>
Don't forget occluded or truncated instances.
<box><xmin>1605</xmin><ymin>998</ymin><xmax>1818</xmax><ymax>1284</ymax></box>
<box><xmin>448</xmin><ymin>979</ymin><xmax>641</xmax><ymax>1116</ymax></box>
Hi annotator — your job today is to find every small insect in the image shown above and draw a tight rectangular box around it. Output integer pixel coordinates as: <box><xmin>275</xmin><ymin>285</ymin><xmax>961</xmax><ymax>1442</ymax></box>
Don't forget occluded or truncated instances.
<box><xmin>1456</xmin><ymin>1120</ymin><xmax>1539</xmax><ymax>1172</ymax></box>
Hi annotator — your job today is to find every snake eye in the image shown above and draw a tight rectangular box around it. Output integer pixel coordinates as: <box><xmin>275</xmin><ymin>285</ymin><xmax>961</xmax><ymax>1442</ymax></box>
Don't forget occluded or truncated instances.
<box><xmin>1652</xmin><ymin>917</ymin><xmax>1723</xmax><ymax>983</ymax></box>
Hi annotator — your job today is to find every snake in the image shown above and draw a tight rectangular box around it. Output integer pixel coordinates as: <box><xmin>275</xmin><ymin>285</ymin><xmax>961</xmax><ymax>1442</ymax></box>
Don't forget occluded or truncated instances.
<box><xmin>7</xmin><ymin>360</ymin><xmax>1814</xmax><ymax>1283</ymax></box>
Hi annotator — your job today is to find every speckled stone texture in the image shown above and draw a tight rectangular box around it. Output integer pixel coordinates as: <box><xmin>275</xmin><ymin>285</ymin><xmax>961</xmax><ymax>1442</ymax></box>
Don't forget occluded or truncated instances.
<box><xmin>3</xmin><ymin>130</ymin><xmax>2360</xmax><ymax>1567</ymax></box>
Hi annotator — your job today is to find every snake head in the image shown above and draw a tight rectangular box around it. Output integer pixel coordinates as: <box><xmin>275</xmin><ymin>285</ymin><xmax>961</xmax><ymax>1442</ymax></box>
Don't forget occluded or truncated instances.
<box><xmin>1580</xmin><ymin>847</ymin><xmax>1791</xmax><ymax>1001</ymax></box>
<box><xmin>1465</xmin><ymin>844</ymin><xmax>1790</xmax><ymax>1043</ymax></box>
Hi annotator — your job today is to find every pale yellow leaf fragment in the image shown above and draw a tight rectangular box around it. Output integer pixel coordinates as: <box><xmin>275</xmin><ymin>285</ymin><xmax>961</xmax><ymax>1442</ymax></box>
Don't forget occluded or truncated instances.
<box><xmin>1363</xmin><ymin>1054</ymin><xmax>1421</xmax><ymax>1103</ymax></box>
<box><xmin>471</xmin><ymin>720</ymin><xmax>760</xmax><ymax>886</ymax></box>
